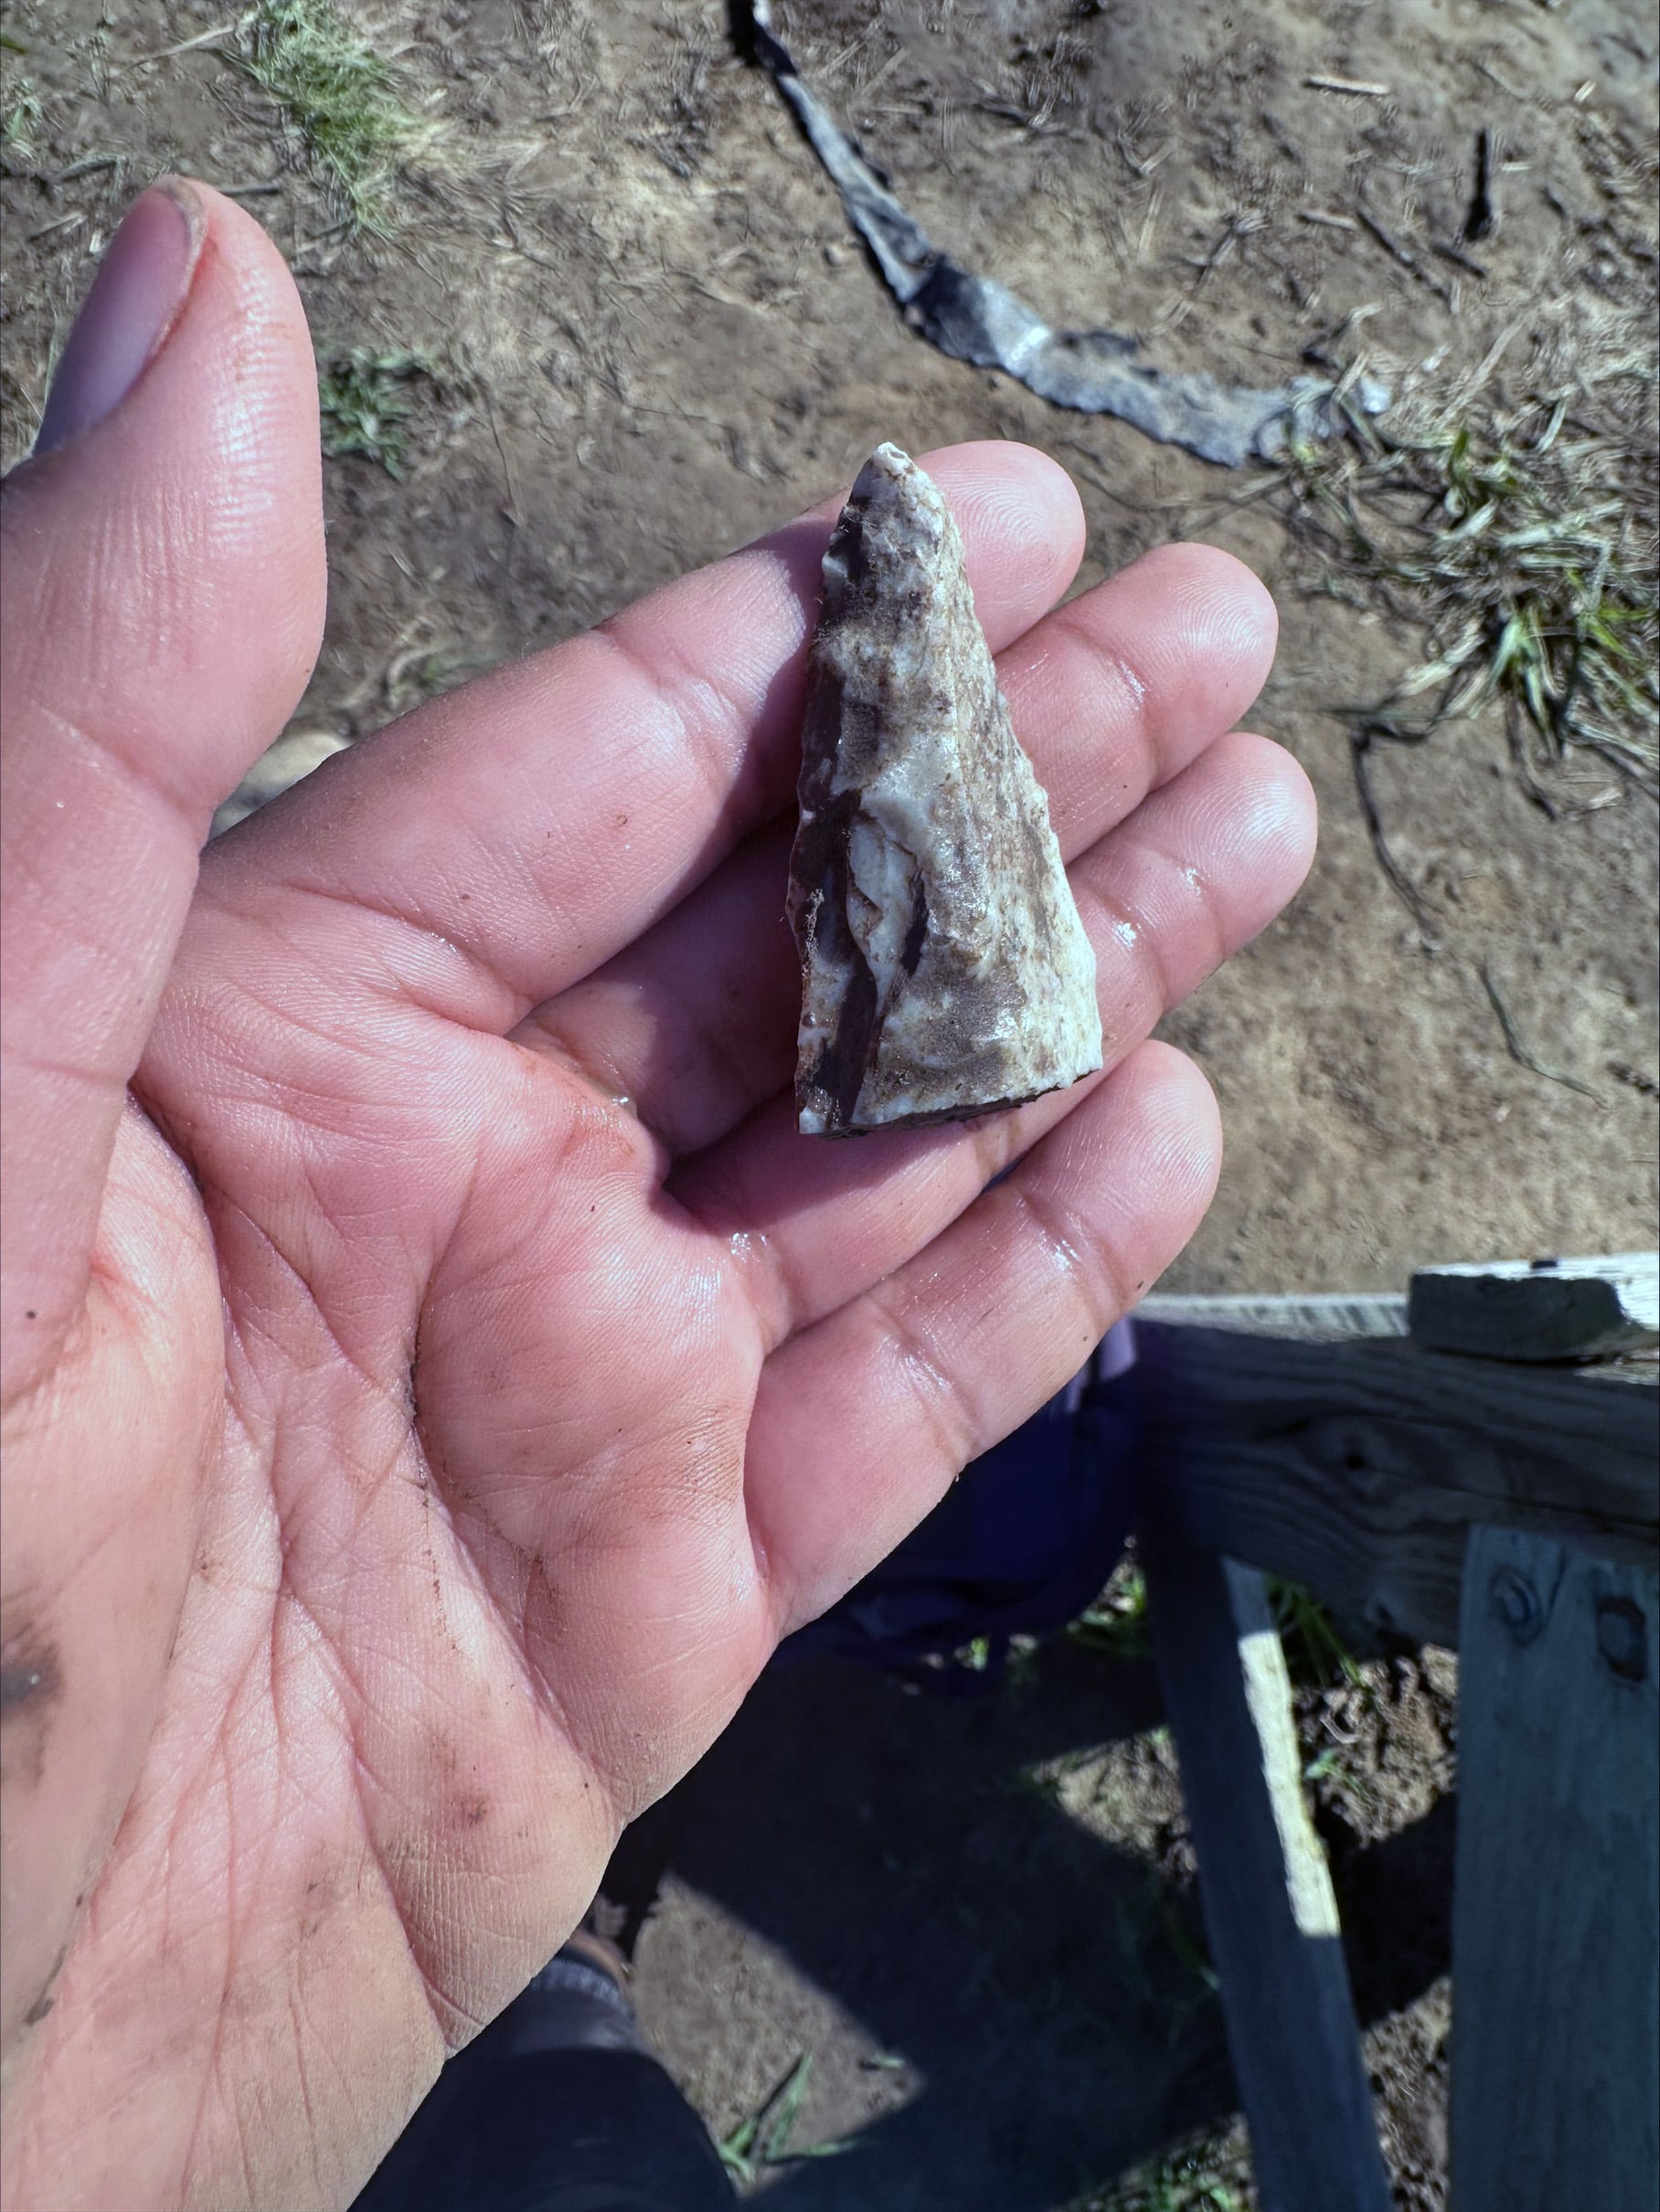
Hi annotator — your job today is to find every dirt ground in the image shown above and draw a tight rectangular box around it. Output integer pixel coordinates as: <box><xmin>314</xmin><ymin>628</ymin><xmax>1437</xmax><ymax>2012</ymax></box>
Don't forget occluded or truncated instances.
<box><xmin>3</xmin><ymin>0</ymin><xmax>1655</xmax><ymax>2204</ymax></box>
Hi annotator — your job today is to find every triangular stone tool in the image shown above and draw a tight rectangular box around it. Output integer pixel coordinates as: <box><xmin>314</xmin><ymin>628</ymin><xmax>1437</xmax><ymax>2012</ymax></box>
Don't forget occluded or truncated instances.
<box><xmin>789</xmin><ymin>443</ymin><xmax>1102</xmax><ymax>1137</ymax></box>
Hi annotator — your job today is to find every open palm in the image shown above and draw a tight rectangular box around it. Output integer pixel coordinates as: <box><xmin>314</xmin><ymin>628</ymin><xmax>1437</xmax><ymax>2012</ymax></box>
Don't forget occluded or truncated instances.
<box><xmin>0</xmin><ymin>186</ymin><xmax>1313</xmax><ymax>2211</ymax></box>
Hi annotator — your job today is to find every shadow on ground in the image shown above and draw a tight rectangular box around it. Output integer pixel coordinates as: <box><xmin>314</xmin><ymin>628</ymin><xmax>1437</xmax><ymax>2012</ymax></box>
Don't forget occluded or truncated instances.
<box><xmin>623</xmin><ymin>1644</ymin><xmax>1455</xmax><ymax>2209</ymax></box>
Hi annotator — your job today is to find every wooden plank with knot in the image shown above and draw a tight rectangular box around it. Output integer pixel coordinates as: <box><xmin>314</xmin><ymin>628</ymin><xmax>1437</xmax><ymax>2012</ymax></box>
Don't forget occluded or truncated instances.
<box><xmin>1132</xmin><ymin>1325</ymin><xmax>1657</xmax><ymax>1647</ymax></box>
<box><xmin>1452</xmin><ymin>1526</ymin><xmax>1659</xmax><ymax>2212</ymax></box>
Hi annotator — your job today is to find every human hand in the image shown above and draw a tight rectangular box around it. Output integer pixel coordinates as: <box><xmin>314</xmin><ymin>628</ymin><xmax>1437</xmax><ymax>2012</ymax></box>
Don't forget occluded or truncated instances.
<box><xmin>1</xmin><ymin>182</ymin><xmax>1314</xmax><ymax>2209</ymax></box>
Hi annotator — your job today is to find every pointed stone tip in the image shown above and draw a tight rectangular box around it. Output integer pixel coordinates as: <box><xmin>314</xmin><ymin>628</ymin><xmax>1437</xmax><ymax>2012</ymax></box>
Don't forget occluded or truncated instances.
<box><xmin>792</xmin><ymin>435</ymin><xmax>1101</xmax><ymax>1135</ymax></box>
<box><xmin>866</xmin><ymin>439</ymin><xmax>914</xmax><ymax>472</ymax></box>
<box><xmin>841</xmin><ymin>446</ymin><xmax>953</xmax><ymax>566</ymax></box>
<box><xmin>849</xmin><ymin>441</ymin><xmax>922</xmax><ymax>505</ymax></box>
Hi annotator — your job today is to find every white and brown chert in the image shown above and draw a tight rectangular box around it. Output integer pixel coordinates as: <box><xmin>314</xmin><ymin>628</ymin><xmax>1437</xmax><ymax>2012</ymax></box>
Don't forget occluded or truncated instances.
<box><xmin>788</xmin><ymin>443</ymin><xmax>1102</xmax><ymax>1137</ymax></box>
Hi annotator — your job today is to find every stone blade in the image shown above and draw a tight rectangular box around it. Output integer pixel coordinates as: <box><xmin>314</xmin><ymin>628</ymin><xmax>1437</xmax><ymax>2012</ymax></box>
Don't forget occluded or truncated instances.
<box><xmin>788</xmin><ymin>443</ymin><xmax>1102</xmax><ymax>1137</ymax></box>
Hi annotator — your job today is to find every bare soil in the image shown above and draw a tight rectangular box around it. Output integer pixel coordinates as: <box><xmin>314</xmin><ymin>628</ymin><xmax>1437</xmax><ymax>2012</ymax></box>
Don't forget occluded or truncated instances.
<box><xmin>4</xmin><ymin>1</ymin><xmax>1655</xmax><ymax>2203</ymax></box>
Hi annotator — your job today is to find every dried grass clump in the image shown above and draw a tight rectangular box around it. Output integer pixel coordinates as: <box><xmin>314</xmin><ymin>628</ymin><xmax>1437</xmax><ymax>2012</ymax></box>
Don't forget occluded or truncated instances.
<box><xmin>237</xmin><ymin>0</ymin><xmax>431</xmax><ymax>228</ymax></box>
<box><xmin>1278</xmin><ymin>346</ymin><xmax>1659</xmax><ymax>808</ymax></box>
<box><xmin>2</xmin><ymin>64</ymin><xmax>43</xmax><ymax>168</ymax></box>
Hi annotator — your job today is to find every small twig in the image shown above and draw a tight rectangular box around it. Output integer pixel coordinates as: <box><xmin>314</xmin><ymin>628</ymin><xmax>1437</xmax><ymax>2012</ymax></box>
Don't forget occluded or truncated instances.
<box><xmin>294</xmin><ymin>218</ymin><xmax>353</xmax><ymax>252</ymax></box>
<box><xmin>817</xmin><ymin>19</ymin><xmax>879</xmax><ymax>80</ymax></box>
<box><xmin>1189</xmin><ymin>213</ymin><xmax>1255</xmax><ymax>288</ymax></box>
<box><xmin>1463</xmin><ymin>127</ymin><xmax>1495</xmax><ymax>242</ymax></box>
<box><xmin>850</xmin><ymin>44</ymin><xmax>905</xmax><ymax>103</ymax></box>
<box><xmin>28</xmin><ymin>210</ymin><xmax>85</xmax><ymax>243</ymax></box>
<box><xmin>1299</xmin><ymin>208</ymin><xmax>1358</xmax><ymax>231</ymax></box>
<box><xmin>496</xmin><ymin>200</ymin><xmax>565</xmax><ymax>273</ymax></box>
<box><xmin>1302</xmin><ymin>303</ymin><xmax>1384</xmax><ymax>374</ymax></box>
<box><xmin>1351</xmin><ymin>730</ymin><xmax>1441</xmax><ymax>944</ymax></box>
<box><xmin>1355</xmin><ymin>205</ymin><xmax>1454</xmax><ymax>303</ymax></box>
<box><xmin>55</xmin><ymin>154</ymin><xmax>120</xmax><ymax>183</ymax></box>
<box><xmin>1458</xmin><ymin>314</ymin><xmax>1527</xmax><ymax>401</ymax></box>
<box><xmin>1432</xmin><ymin>239</ymin><xmax>1489</xmax><ymax>277</ymax></box>
<box><xmin>117</xmin><ymin>18</ymin><xmax>241</xmax><ymax>71</ymax></box>
<box><xmin>1306</xmin><ymin>75</ymin><xmax>1391</xmax><ymax>97</ymax></box>
<box><xmin>1505</xmin><ymin>697</ymin><xmax>1561</xmax><ymax>822</ymax></box>
<box><xmin>1478</xmin><ymin>963</ymin><xmax>1605</xmax><ymax>1102</ymax></box>
<box><xmin>484</xmin><ymin>391</ymin><xmax>521</xmax><ymax>528</ymax></box>
<box><xmin>1474</xmin><ymin>56</ymin><xmax>1525</xmax><ymax>99</ymax></box>
<box><xmin>1118</xmin><ymin>133</ymin><xmax>1171</xmax><ymax>181</ymax></box>
<box><xmin>218</xmin><ymin>180</ymin><xmax>282</xmax><ymax>198</ymax></box>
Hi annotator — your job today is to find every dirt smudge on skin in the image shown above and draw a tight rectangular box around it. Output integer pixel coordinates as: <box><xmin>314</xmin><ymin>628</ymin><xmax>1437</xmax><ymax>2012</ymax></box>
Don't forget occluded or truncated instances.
<box><xmin>0</xmin><ymin>1622</ymin><xmax>60</xmax><ymax>1715</ymax></box>
<box><xmin>21</xmin><ymin>1942</ymin><xmax>69</xmax><ymax>2028</ymax></box>
<box><xmin>0</xmin><ymin>1613</ymin><xmax>63</xmax><ymax>1788</ymax></box>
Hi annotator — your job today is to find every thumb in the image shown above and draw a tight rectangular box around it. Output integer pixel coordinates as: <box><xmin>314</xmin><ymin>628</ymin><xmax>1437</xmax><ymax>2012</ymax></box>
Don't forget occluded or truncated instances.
<box><xmin>0</xmin><ymin>179</ymin><xmax>325</xmax><ymax>1373</ymax></box>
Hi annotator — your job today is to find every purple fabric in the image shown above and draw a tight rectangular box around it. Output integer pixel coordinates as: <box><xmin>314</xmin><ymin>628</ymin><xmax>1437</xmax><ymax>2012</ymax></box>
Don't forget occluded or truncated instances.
<box><xmin>779</xmin><ymin>1320</ymin><xmax>1141</xmax><ymax>1676</ymax></box>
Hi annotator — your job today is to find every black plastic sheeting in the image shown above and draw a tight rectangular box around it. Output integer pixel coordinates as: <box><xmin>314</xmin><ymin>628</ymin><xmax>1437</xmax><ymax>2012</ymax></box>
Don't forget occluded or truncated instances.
<box><xmin>741</xmin><ymin>0</ymin><xmax>1388</xmax><ymax>467</ymax></box>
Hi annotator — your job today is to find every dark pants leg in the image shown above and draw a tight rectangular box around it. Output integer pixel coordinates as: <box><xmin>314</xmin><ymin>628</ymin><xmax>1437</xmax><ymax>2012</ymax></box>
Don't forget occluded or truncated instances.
<box><xmin>351</xmin><ymin>1954</ymin><xmax>736</xmax><ymax>2212</ymax></box>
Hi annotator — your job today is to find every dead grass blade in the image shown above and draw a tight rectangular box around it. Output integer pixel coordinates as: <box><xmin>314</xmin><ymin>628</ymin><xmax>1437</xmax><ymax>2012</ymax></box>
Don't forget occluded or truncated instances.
<box><xmin>1276</xmin><ymin>363</ymin><xmax>1659</xmax><ymax>804</ymax></box>
<box><xmin>235</xmin><ymin>0</ymin><xmax>432</xmax><ymax>229</ymax></box>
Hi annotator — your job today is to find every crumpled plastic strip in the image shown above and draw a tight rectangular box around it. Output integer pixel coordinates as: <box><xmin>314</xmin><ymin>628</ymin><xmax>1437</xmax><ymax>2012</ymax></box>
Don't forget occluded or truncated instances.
<box><xmin>743</xmin><ymin>0</ymin><xmax>1387</xmax><ymax>466</ymax></box>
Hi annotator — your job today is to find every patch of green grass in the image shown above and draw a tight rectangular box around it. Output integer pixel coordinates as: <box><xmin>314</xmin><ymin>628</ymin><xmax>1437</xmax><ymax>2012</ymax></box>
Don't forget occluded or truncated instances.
<box><xmin>1278</xmin><ymin>367</ymin><xmax>1659</xmax><ymax>806</ymax></box>
<box><xmin>1084</xmin><ymin>2138</ymin><xmax>1245</xmax><ymax>2212</ymax></box>
<box><xmin>922</xmin><ymin>1627</ymin><xmax>1040</xmax><ymax>1682</ymax></box>
<box><xmin>1106</xmin><ymin>1871</ymin><xmax>1221</xmax><ymax>2051</ymax></box>
<box><xmin>716</xmin><ymin>2054</ymin><xmax>855</xmax><ymax>2185</ymax></box>
<box><xmin>1302</xmin><ymin>1737</ymin><xmax>1381</xmax><ymax>1824</ymax></box>
<box><xmin>1149</xmin><ymin>1886</ymin><xmax>1219</xmax><ymax>2004</ymax></box>
<box><xmin>237</xmin><ymin>0</ymin><xmax>429</xmax><ymax>228</ymax></box>
<box><xmin>1069</xmin><ymin>1554</ymin><xmax>1150</xmax><ymax>1660</ymax></box>
<box><xmin>317</xmin><ymin>346</ymin><xmax>435</xmax><ymax>475</ymax></box>
<box><xmin>1301</xmin><ymin>1742</ymin><xmax>1347</xmax><ymax>1787</ymax></box>
<box><xmin>1267</xmin><ymin>1576</ymin><xmax>1367</xmax><ymax>1693</ymax></box>
<box><xmin>1069</xmin><ymin>1559</ymin><xmax>1362</xmax><ymax>1690</ymax></box>
<box><xmin>2</xmin><ymin>63</ymin><xmax>42</xmax><ymax>166</ymax></box>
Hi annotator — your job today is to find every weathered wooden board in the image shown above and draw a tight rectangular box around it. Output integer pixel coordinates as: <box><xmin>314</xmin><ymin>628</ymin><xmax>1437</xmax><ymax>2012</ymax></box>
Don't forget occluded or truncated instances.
<box><xmin>1410</xmin><ymin>1251</ymin><xmax>1659</xmax><ymax>1361</ymax></box>
<box><xmin>1135</xmin><ymin>1291</ymin><xmax>1409</xmax><ymax>1339</ymax></box>
<box><xmin>1451</xmin><ymin>1526</ymin><xmax>1659</xmax><ymax>2212</ymax></box>
<box><xmin>1133</xmin><ymin>1326</ymin><xmax>1658</xmax><ymax>1647</ymax></box>
<box><xmin>1143</xmin><ymin>1537</ymin><xmax>1393</xmax><ymax>2212</ymax></box>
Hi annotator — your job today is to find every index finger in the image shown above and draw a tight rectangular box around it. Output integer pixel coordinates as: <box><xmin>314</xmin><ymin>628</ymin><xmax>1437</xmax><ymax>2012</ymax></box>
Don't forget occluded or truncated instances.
<box><xmin>204</xmin><ymin>442</ymin><xmax>1088</xmax><ymax>1016</ymax></box>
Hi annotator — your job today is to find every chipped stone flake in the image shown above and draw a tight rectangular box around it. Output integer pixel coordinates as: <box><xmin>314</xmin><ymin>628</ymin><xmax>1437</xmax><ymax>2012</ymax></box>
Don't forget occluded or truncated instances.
<box><xmin>788</xmin><ymin>443</ymin><xmax>1102</xmax><ymax>1136</ymax></box>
